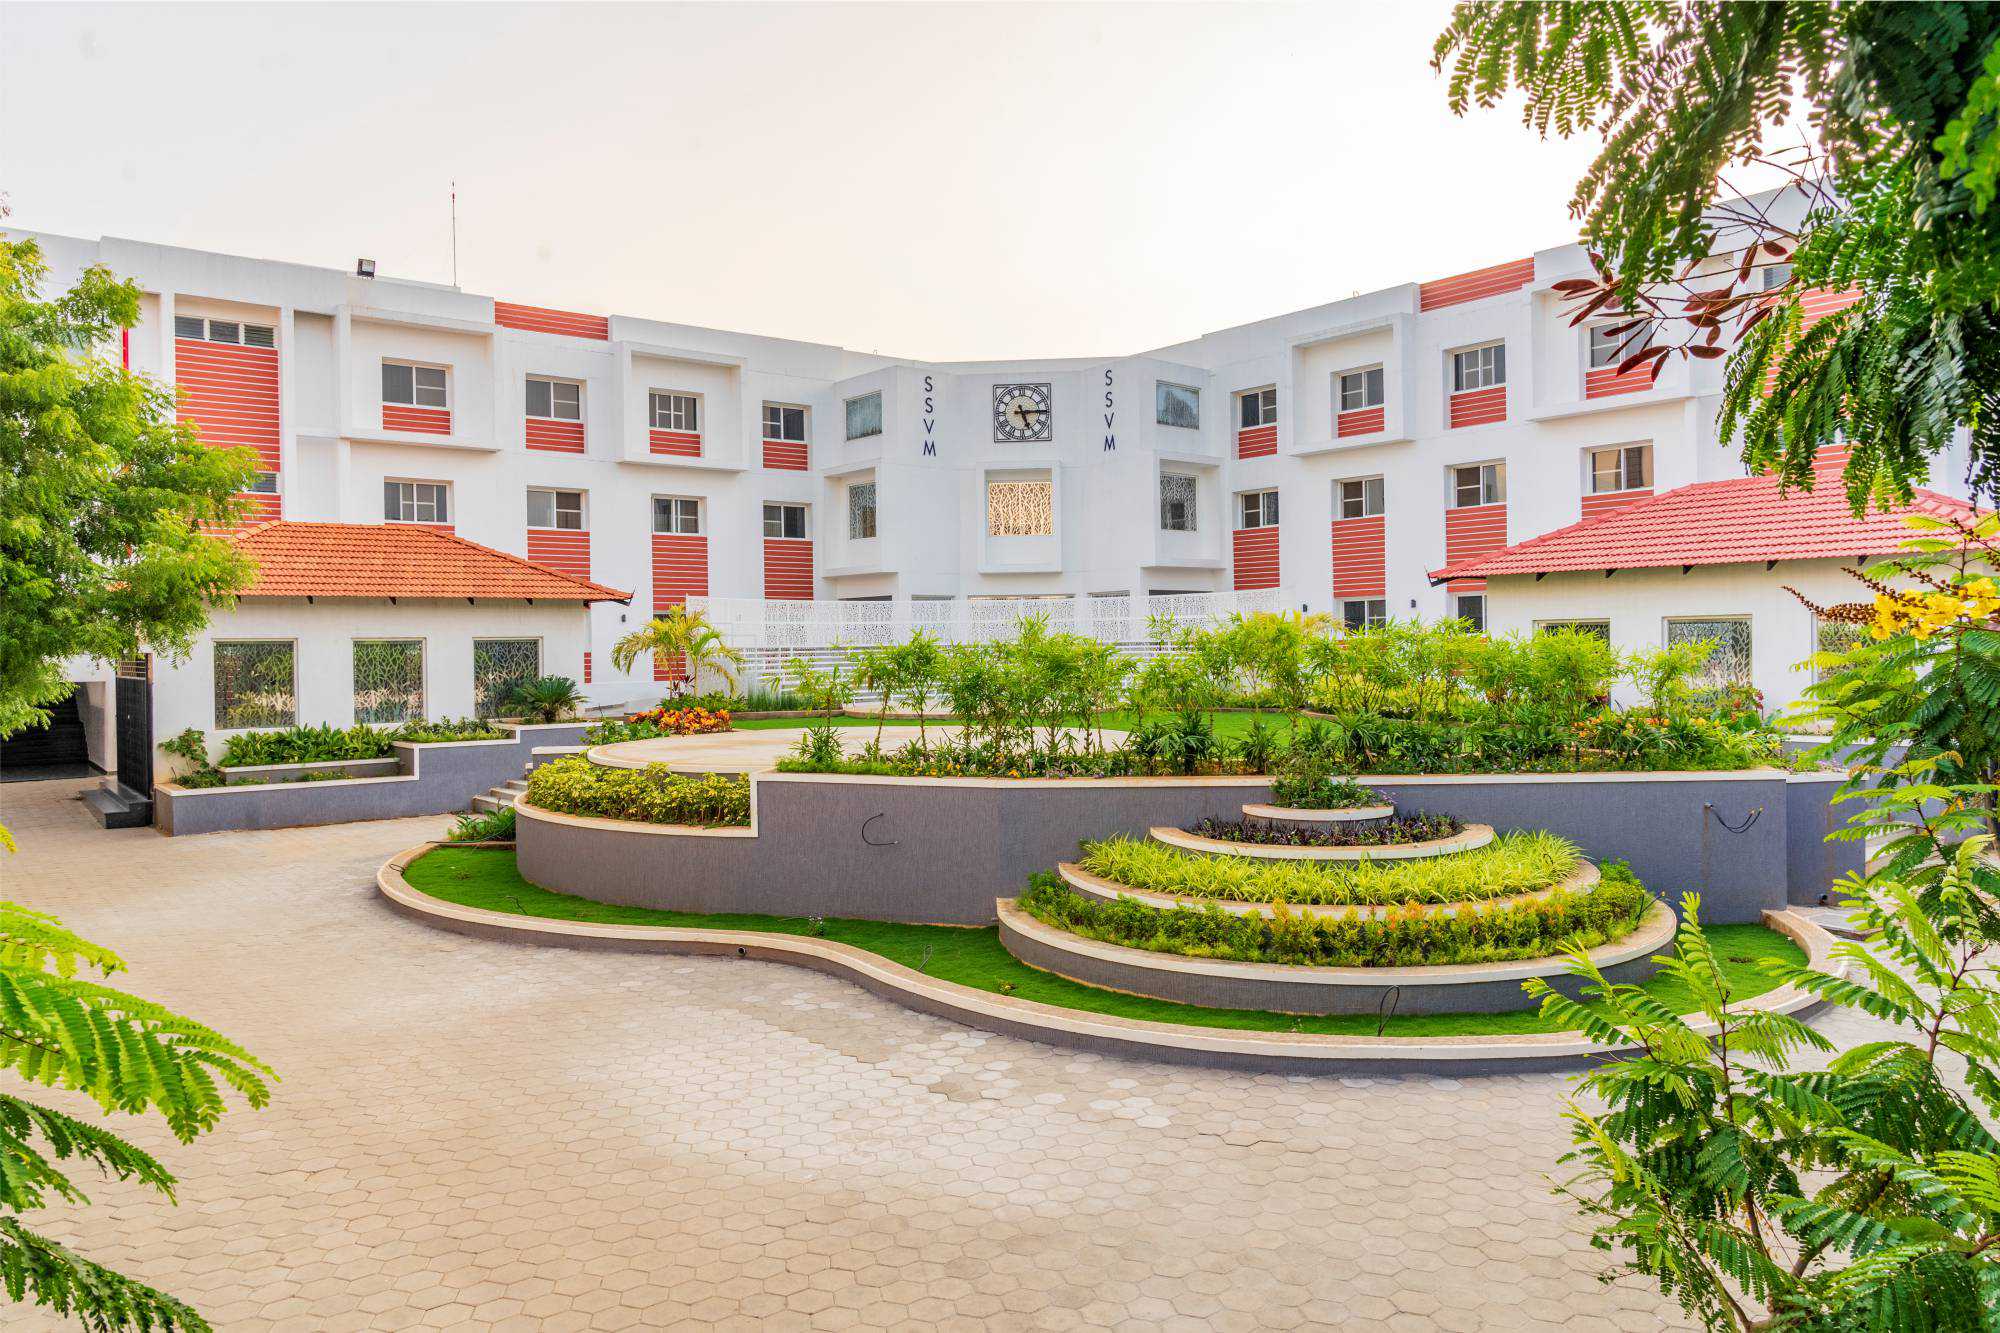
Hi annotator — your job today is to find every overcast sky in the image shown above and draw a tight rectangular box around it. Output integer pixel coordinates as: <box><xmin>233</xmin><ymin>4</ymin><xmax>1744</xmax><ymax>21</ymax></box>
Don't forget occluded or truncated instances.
<box><xmin>3</xmin><ymin>2</ymin><xmax>1625</xmax><ymax>361</ymax></box>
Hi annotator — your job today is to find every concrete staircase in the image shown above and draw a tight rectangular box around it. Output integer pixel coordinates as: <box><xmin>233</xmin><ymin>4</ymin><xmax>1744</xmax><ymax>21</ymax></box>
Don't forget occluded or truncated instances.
<box><xmin>469</xmin><ymin>777</ymin><xmax>527</xmax><ymax>815</ymax></box>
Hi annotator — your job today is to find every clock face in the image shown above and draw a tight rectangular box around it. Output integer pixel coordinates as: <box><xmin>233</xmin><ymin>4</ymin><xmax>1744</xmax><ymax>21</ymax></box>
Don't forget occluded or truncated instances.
<box><xmin>992</xmin><ymin>383</ymin><xmax>1053</xmax><ymax>443</ymax></box>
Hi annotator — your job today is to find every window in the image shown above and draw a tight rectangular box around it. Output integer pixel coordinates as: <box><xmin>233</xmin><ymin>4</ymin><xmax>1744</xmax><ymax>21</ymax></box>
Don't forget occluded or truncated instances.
<box><xmin>1451</xmin><ymin>344</ymin><xmax>1506</xmax><ymax>391</ymax></box>
<box><xmin>526</xmin><ymin>376</ymin><xmax>582</xmax><ymax>421</ymax></box>
<box><xmin>244</xmin><ymin>471</ymin><xmax>279</xmax><ymax>495</ymax></box>
<box><xmin>383</xmin><ymin>362</ymin><xmax>448</xmax><ymax>407</ymax></box>
<box><xmin>1156</xmin><ymin>381</ymin><xmax>1201</xmax><ymax>429</ymax></box>
<box><xmin>384</xmin><ymin>481</ymin><xmax>448</xmax><ymax>524</ymax></box>
<box><xmin>1337</xmin><ymin>477</ymin><xmax>1384</xmax><ymax>519</ymax></box>
<box><xmin>763</xmin><ymin>403</ymin><xmax>807</xmax><ymax>442</ymax></box>
<box><xmin>1339</xmin><ymin>367</ymin><xmax>1385</xmax><ymax>411</ymax></box>
<box><xmin>213</xmin><ymin>641</ymin><xmax>296</xmax><ymax>729</ymax></box>
<box><xmin>1453</xmin><ymin>593</ymin><xmax>1487</xmax><ymax>633</ymax></box>
<box><xmin>651</xmin><ymin>496</ymin><xmax>702</xmax><ymax>535</ymax></box>
<box><xmin>1238</xmin><ymin>387</ymin><xmax>1277</xmax><ymax>428</ymax></box>
<box><xmin>845</xmin><ymin>392</ymin><xmax>882</xmax><ymax>441</ymax></box>
<box><xmin>353</xmin><ymin>640</ymin><xmax>424</xmax><ymax>725</ymax></box>
<box><xmin>1814</xmin><ymin>616</ymin><xmax>1869</xmax><ymax>683</ymax></box>
<box><xmin>471</xmin><ymin>639</ymin><xmax>540</xmax><ymax>719</ymax></box>
<box><xmin>1159</xmin><ymin>473</ymin><xmax>1197</xmax><ymax>532</ymax></box>
<box><xmin>1342</xmin><ymin>599</ymin><xmax>1387</xmax><ymax>631</ymax></box>
<box><xmin>1665</xmin><ymin>618</ymin><xmax>1753</xmax><ymax>688</ymax></box>
<box><xmin>175</xmin><ymin>316</ymin><xmax>274</xmax><ymax>347</ymax></box>
<box><xmin>847</xmin><ymin>482</ymin><xmax>877</xmax><ymax>538</ymax></box>
<box><xmin>648</xmin><ymin>391</ymin><xmax>699</xmax><ymax>433</ymax></box>
<box><xmin>1762</xmin><ymin>261</ymin><xmax>1794</xmax><ymax>291</ymax></box>
<box><xmin>1538</xmin><ymin>620</ymin><xmax>1611</xmax><ymax>641</ymax></box>
<box><xmin>763</xmin><ymin>503</ymin><xmax>807</xmax><ymax>539</ymax></box>
<box><xmin>1239</xmin><ymin>489</ymin><xmax>1280</xmax><ymax>529</ymax></box>
<box><xmin>1590</xmin><ymin>444</ymin><xmax>1652</xmax><ymax>494</ymax></box>
<box><xmin>526</xmin><ymin>488</ymin><xmax>584</xmax><ymax>530</ymax></box>
<box><xmin>1452</xmin><ymin>463</ymin><xmax>1505</xmax><ymax>508</ymax></box>
<box><xmin>1588</xmin><ymin>322</ymin><xmax>1656</xmax><ymax>370</ymax></box>
<box><xmin>987</xmin><ymin>480</ymin><xmax>1054</xmax><ymax>537</ymax></box>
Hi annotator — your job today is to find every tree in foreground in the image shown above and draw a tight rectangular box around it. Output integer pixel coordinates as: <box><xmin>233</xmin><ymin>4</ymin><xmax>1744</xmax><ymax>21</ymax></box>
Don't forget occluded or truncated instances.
<box><xmin>609</xmin><ymin>605</ymin><xmax>745</xmax><ymax>698</ymax></box>
<box><xmin>1538</xmin><ymin>854</ymin><xmax>2000</xmax><ymax>1331</ymax></box>
<box><xmin>0</xmin><ymin>902</ymin><xmax>273</xmax><ymax>1330</ymax></box>
<box><xmin>1434</xmin><ymin>2</ymin><xmax>2000</xmax><ymax>508</ymax></box>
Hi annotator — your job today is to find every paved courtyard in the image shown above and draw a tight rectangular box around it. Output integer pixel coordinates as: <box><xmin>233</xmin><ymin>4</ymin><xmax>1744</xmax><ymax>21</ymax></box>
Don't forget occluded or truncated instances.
<box><xmin>0</xmin><ymin>775</ymin><xmax>1747</xmax><ymax>1332</ymax></box>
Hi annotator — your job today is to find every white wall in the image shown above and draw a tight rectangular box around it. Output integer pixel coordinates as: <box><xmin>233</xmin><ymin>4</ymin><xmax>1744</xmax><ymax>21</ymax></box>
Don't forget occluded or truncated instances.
<box><xmin>150</xmin><ymin>598</ymin><xmax>592</xmax><ymax>765</ymax></box>
<box><xmin>1484</xmin><ymin>559</ymin><xmax>1871</xmax><ymax>712</ymax></box>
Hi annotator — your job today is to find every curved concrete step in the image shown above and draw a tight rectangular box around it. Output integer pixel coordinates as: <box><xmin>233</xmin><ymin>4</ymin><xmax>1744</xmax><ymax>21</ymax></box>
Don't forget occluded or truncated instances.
<box><xmin>1056</xmin><ymin>858</ymin><xmax>1601</xmax><ymax>921</ymax></box>
<box><xmin>1242</xmin><ymin>802</ymin><xmax>1394</xmax><ymax>825</ymax></box>
<box><xmin>1149</xmin><ymin>822</ymin><xmax>1494</xmax><ymax>862</ymax></box>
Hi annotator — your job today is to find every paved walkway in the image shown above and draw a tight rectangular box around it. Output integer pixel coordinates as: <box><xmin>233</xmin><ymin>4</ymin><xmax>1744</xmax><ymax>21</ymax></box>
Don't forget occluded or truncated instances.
<box><xmin>0</xmin><ymin>775</ymin><xmax>1757</xmax><ymax>1331</ymax></box>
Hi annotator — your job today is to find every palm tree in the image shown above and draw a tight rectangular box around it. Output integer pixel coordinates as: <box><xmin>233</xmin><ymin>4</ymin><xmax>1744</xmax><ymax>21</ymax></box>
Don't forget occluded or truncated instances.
<box><xmin>611</xmin><ymin>606</ymin><xmax>746</xmax><ymax>697</ymax></box>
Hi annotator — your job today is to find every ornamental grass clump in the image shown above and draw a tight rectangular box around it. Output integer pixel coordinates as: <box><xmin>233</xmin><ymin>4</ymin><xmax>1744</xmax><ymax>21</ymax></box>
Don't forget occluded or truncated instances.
<box><xmin>1077</xmin><ymin>830</ymin><xmax>1580</xmax><ymax>907</ymax></box>
<box><xmin>1020</xmin><ymin>863</ymin><xmax>1649</xmax><ymax>968</ymax></box>
<box><xmin>523</xmin><ymin>755</ymin><xmax>750</xmax><ymax>826</ymax></box>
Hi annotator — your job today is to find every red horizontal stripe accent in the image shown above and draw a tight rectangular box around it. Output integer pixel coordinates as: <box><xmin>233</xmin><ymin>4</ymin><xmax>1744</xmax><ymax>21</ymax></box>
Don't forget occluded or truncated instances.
<box><xmin>383</xmin><ymin>404</ymin><xmax>451</xmax><ymax>435</ymax></box>
<box><xmin>1232</xmin><ymin>527</ymin><xmax>1280</xmax><ymax>591</ymax></box>
<box><xmin>1444</xmin><ymin>503</ymin><xmax>1508</xmax><ymax>580</ymax></box>
<box><xmin>525</xmin><ymin>418</ymin><xmax>586</xmax><ymax>453</ymax></box>
<box><xmin>176</xmin><ymin>338</ymin><xmax>281</xmax><ymax>473</ymax></box>
<box><xmin>763</xmin><ymin>537</ymin><xmax>814</xmax><ymax>600</ymax></box>
<box><xmin>763</xmin><ymin>438</ymin><xmax>809</xmax><ymax>470</ymax></box>
<box><xmin>494</xmin><ymin>301</ymin><xmax>609</xmax><ymax>340</ymax></box>
<box><xmin>1448</xmin><ymin>385</ymin><xmax>1507</xmax><ymax>428</ymax></box>
<box><xmin>1419</xmin><ymin>258</ymin><xmax>1535</xmax><ymax>311</ymax></box>
<box><xmin>526</xmin><ymin>528</ymin><xmax>591</xmax><ymax>580</ymax></box>
<box><xmin>1580</xmin><ymin>488</ymin><xmax>1652</xmax><ymax>521</ymax></box>
<box><xmin>1336</xmin><ymin>406</ymin><xmax>1384</xmax><ymax>437</ymax></box>
<box><xmin>1235</xmin><ymin>424</ymin><xmax>1278</xmax><ymax>460</ymax></box>
<box><xmin>1446</xmin><ymin>577</ymin><xmax>1488</xmax><ymax>593</ymax></box>
<box><xmin>1329</xmin><ymin>514</ymin><xmax>1386</xmax><ymax>598</ymax></box>
<box><xmin>649</xmin><ymin>429</ymin><xmax>702</xmax><ymax>457</ymax></box>
<box><xmin>651</xmin><ymin>532</ymin><xmax>709</xmax><ymax>681</ymax></box>
<box><xmin>1584</xmin><ymin>364</ymin><xmax>1657</xmax><ymax>398</ymax></box>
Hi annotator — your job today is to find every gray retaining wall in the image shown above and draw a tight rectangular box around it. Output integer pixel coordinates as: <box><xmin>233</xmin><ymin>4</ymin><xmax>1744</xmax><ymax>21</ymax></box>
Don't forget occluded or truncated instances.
<box><xmin>155</xmin><ymin>724</ymin><xmax>590</xmax><ymax>835</ymax></box>
<box><xmin>517</xmin><ymin>767</ymin><xmax>1862</xmax><ymax>926</ymax></box>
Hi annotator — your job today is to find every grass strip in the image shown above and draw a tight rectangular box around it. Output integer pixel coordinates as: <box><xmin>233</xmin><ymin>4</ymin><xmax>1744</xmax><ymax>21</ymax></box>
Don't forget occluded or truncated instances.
<box><xmin>402</xmin><ymin>846</ymin><xmax>1803</xmax><ymax>1038</ymax></box>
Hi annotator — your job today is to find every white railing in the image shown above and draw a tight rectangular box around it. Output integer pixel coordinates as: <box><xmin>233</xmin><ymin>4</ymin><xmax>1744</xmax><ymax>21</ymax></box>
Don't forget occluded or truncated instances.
<box><xmin>686</xmin><ymin>589</ymin><xmax>1293</xmax><ymax>688</ymax></box>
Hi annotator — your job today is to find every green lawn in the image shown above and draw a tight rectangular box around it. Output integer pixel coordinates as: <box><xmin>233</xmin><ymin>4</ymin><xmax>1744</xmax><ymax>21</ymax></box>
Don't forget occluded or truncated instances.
<box><xmin>403</xmin><ymin>846</ymin><xmax>1803</xmax><ymax>1038</ymax></box>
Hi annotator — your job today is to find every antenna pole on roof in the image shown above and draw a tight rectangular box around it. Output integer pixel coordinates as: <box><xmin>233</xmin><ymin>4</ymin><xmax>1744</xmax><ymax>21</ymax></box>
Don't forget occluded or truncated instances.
<box><xmin>450</xmin><ymin>180</ymin><xmax>459</xmax><ymax>288</ymax></box>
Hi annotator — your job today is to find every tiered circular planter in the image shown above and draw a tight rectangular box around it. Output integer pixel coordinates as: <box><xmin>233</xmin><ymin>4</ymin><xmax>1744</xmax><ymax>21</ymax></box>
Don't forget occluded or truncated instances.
<box><xmin>999</xmin><ymin>793</ymin><xmax>1662</xmax><ymax>1015</ymax></box>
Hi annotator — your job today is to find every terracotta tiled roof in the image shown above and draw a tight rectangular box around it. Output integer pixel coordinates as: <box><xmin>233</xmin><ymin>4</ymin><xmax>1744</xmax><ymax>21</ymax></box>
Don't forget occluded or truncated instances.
<box><xmin>224</xmin><ymin>522</ymin><xmax>630</xmax><ymax>602</ymax></box>
<box><xmin>1429</xmin><ymin>474</ymin><xmax>1977</xmax><ymax>583</ymax></box>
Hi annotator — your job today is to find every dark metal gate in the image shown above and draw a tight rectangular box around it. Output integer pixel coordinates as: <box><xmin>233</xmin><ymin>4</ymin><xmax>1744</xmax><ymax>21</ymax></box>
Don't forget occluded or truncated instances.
<box><xmin>114</xmin><ymin>657</ymin><xmax>153</xmax><ymax>800</ymax></box>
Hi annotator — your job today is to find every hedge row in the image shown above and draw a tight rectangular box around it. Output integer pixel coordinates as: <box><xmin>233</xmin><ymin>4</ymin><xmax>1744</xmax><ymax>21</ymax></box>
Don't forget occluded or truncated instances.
<box><xmin>523</xmin><ymin>756</ymin><xmax>750</xmax><ymax>827</ymax></box>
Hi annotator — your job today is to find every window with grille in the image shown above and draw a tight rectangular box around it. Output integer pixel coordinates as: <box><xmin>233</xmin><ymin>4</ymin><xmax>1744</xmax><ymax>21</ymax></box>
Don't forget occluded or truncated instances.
<box><xmin>353</xmin><ymin>640</ymin><xmax>424</xmax><ymax>724</ymax></box>
<box><xmin>1451</xmin><ymin>344</ymin><xmax>1506</xmax><ymax>391</ymax></box>
<box><xmin>986</xmin><ymin>480</ymin><xmax>1054</xmax><ymax>537</ymax></box>
<box><xmin>213</xmin><ymin>641</ymin><xmax>296</xmax><ymax>729</ymax></box>
<box><xmin>1337</xmin><ymin>477</ymin><xmax>1384</xmax><ymax>519</ymax></box>
<box><xmin>1339</xmin><ymin>367</ymin><xmax>1384</xmax><ymax>410</ymax></box>
<box><xmin>847</xmin><ymin>482</ymin><xmax>877</xmax><ymax>538</ymax></box>
<box><xmin>384</xmin><ymin>481</ymin><xmax>448</xmax><ymax>524</ymax></box>
<box><xmin>648</xmin><ymin>391</ymin><xmax>698</xmax><ymax>432</ymax></box>
<box><xmin>1665</xmin><ymin>618</ymin><xmax>1753</xmax><ymax>688</ymax></box>
<box><xmin>527</xmin><ymin>376</ymin><xmax>583</xmax><ymax>421</ymax></box>
<box><xmin>1159</xmin><ymin>474</ymin><xmax>1197</xmax><ymax>532</ymax></box>
<box><xmin>527</xmin><ymin>488</ymin><xmax>584</xmax><ymax>530</ymax></box>
<box><xmin>762</xmin><ymin>404</ymin><xmax>807</xmax><ymax>441</ymax></box>
<box><xmin>1452</xmin><ymin>463</ymin><xmax>1505</xmax><ymax>508</ymax></box>
<box><xmin>472</xmin><ymin>639</ymin><xmax>540</xmax><ymax>719</ymax></box>
<box><xmin>763</xmin><ymin>503</ymin><xmax>807</xmax><ymax>539</ymax></box>
<box><xmin>845</xmin><ymin>392</ymin><xmax>882</xmax><ymax>441</ymax></box>
<box><xmin>651</xmin><ymin>496</ymin><xmax>702</xmax><ymax>535</ymax></box>
<box><xmin>1156</xmin><ymin>382</ymin><xmax>1201</xmax><ymax>429</ymax></box>
<box><xmin>383</xmin><ymin>362</ymin><xmax>448</xmax><ymax>407</ymax></box>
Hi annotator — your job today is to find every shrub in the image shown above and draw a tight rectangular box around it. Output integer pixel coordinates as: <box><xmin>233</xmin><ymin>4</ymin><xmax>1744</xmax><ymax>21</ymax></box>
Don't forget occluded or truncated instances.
<box><xmin>161</xmin><ymin>728</ymin><xmax>225</xmax><ymax>787</ymax></box>
<box><xmin>1189</xmin><ymin>813</ymin><xmax>1459</xmax><ymax>847</ymax></box>
<box><xmin>524</xmin><ymin>756</ymin><xmax>750</xmax><ymax>826</ymax></box>
<box><xmin>581</xmin><ymin>705</ymin><xmax>731</xmax><ymax>745</ymax></box>
<box><xmin>1076</xmin><ymin>830</ymin><xmax>1582</xmax><ymax>907</ymax></box>
<box><xmin>448</xmin><ymin>806</ymin><xmax>517</xmax><ymax>843</ymax></box>
<box><xmin>502</xmin><ymin>675</ymin><xmax>584</xmax><ymax>723</ymax></box>
<box><xmin>218</xmin><ymin>723</ymin><xmax>395</xmax><ymax>767</ymax></box>
<box><xmin>1020</xmin><ymin>862</ymin><xmax>1650</xmax><ymax>968</ymax></box>
<box><xmin>393</xmin><ymin>718</ymin><xmax>509</xmax><ymax>744</ymax></box>
<box><xmin>1268</xmin><ymin>770</ymin><xmax>1381</xmax><ymax>809</ymax></box>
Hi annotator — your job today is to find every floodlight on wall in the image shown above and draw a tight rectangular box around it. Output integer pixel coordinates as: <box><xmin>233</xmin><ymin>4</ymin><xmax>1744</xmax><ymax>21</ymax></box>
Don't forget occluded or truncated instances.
<box><xmin>356</xmin><ymin>258</ymin><xmax>377</xmax><ymax>279</ymax></box>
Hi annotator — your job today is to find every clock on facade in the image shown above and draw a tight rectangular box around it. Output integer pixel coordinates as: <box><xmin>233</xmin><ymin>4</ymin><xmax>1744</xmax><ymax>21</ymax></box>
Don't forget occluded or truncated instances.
<box><xmin>992</xmin><ymin>383</ymin><xmax>1053</xmax><ymax>443</ymax></box>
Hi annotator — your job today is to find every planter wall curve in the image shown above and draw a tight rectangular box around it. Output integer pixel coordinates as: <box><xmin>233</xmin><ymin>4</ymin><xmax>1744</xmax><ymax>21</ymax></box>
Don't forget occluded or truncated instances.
<box><xmin>1148</xmin><ymin>822</ymin><xmax>1495</xmax><ymax>862</ymax></box>
<box><xmin>1054</xmin><ymin>858</ymin><xmax>1602</xmax><ymax>920</ymax></box>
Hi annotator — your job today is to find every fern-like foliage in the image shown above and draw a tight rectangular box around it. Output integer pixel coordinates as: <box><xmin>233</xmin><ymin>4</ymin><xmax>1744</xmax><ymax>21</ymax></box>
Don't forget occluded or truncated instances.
<box><xmin>0</xmin><ymin>902</ymin><xmax>274</xmax><ymax>1330</ymax></box>
<box><xmin>1539</xmin><ymin>848</ymin><xmax>2000</xmax><ymax>1330</ymax></box>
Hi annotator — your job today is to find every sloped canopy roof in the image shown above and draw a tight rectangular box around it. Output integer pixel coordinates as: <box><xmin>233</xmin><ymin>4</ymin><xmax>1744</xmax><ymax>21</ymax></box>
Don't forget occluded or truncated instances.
<box><xmin>224</xmin><ymin>521</ymin><xmax>629</xmax><ymax>602</ymax></box>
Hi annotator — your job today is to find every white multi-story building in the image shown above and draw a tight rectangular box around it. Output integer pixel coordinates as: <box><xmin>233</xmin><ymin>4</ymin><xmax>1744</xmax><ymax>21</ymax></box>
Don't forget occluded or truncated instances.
<box><xmin>20</xmin><ymin>197</ymin><xmax>1971</xmax><ymax>715</ymax></box>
